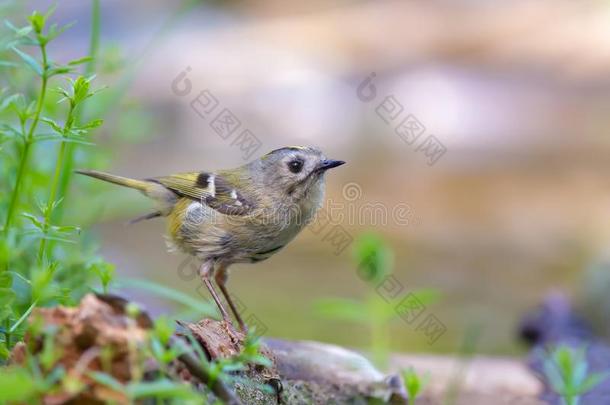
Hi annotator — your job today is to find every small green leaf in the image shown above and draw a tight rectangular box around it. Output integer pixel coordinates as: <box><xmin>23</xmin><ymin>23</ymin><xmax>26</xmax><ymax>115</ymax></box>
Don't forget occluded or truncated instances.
<box><xmin>16</xmin><ymin>26</ymin><xmax>33</xmax><ymax>37</ymax></box>
<box><xmin>22</xmin><ymin>213</ymin><xmax>44</xmax><ymax>230</ymax></box>
<box><xmin>68</xmin><ymin>56</ymin><xmax>93</xmax><ymax>66</ymax></box>
<box><xmin>31</xmin><ymin>133</ymin><xmax>62</xmax><ymax>144</ymax></box>
<box><xmin>54</xmin><ymin>86</ymin><xmax>71</xmax><ymax>99</ymax></box>
<box><xmin>11</xmin><ymin>47</ymin><xmax>42</xmax><ymax>76</ymax></box>
<box><xmin>46</xmin><ymin>21</ymin><xmax>75</xmax><ymax>42</ymax></box>
<box><xmin>48</xmin><ymin>66</ymin><xmax>73</xmax><ymax>77</ymax></box>
<box><xmin>25</xmin><ymin>100</ymin><xmax>36</xmax><ymax>115</ymax></box>
<box><xmin>153</xmin><ymin>316</ymin><xmax>175</xmax><ymax>346</ymax></box>
<box><xmin>88</xmin><ymin>371</ymin><xmax>125</xmax><ymax>393</ymax></box>
<box><xmin>63</xmin><ymin>136</ymin><xmax>96</xmax><ymax>146</ymax></box>
<box><xmin>62</xmin><ymin>375</ymin><xmax>84</xmax><ymax>395</ymax></box>
<box><xmin>4</xmin><ymin>20</ymin><xmax>19</xmax><ymax>32</ymax></box>
<box><xmin>0</xmin><ymin>61</ymin><xmax>20</xmax><ymax>68</ymax></box>
<box><xmin>51</xmin><ymin>224</ymin><xmax>80</xmax><ymax>234</ymax></box>
<box><xmin>19</xmin><ymin>230</ymin><xmax>75</xmax><ymax>244</ymax></box>
<box><xmin>28</xmin><ymin>11</ymin><xmax>45</xmax><ymax>34</ymax></box>
<box><xmin>43</xmin><ymin>4</ymin><xmax>57</xmax><ymax>21</ymax></box>
<box><xmin>127</xmin><ymin>379</ymin><xmax>197</xmax><ymax>400</ymax></box>
<box><xmin>0</xmin><ymin>124</ymin><xmax>23</xmax><ymax>141</ymax></box>
<box><xmin>41</xmin><ymin>117</ymin><xmax>63</xmax><ymax>134</ymax></box>
<box><xmin>402</xmin><ymin>367</ymin><xmax>429</xmax><ymax>401</ymax></box>
<box><xmin>80</xmin><ymin>119</ymin><xmax>103</xmax><ymax>130</ymax></box>
<box><xmin>36</xmin><ymin>133</ymin><xmax>81</xmax><ymax>144</ymax></box>
<box><xmin>72</xmin><ymin>76</ymin><xmax>91</xmax><ymax>104</ymax></box>
<box><xmin>246</xmin><ymin>354</ymin><xmax>273</xmax><ymax>368</ymax></box>
<box><xmin>0</xmin><ymin>94</ymin><xmax>20</xmax><ymax>112</ymax></box>
<box><xmin>580</xmin><ymin>372</ymin><xmax>609</xmax><ymax>393</ymax></box>
<box><xmin>4</xmin><ymin>20</ymin><xmax>32</xmax><ymax>37</ymax></box>
<box><xmin>221</xmin><ymin>363</ymin><xmax>247</xmax><ymax>373</ymax></box>
<box><xmin>89</xmin><ymin>260</ymin><xmax>115</xmax><ymax>293</ymax></box>
<box><xmin>31</xmin><ymin>264</ymin><xmax>60</xmax><ymax>303</ymax></box>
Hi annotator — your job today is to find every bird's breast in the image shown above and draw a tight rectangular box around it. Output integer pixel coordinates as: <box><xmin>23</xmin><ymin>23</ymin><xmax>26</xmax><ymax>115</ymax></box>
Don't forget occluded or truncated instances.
<box><xmin>166</xmin><ymin>181</ymin><xmax>326</xmax><ymax>264</ymax></box>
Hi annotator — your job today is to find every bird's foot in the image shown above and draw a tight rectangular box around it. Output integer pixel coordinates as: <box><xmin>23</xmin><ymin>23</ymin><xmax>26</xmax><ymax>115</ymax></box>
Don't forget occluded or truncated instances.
<box><xmin>220</xmin><ymin>318</ymin><xmax>246</xmax><ymax>348</ymax></box>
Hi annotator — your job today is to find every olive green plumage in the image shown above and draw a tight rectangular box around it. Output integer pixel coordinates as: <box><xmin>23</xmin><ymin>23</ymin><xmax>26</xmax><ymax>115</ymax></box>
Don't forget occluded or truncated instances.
<box><xmin>77</xmin><ymin>146</ymin><xmax>344</xmax><ymax>267</ymax></box>
<box><xmin>77</xmin><ymin>146</ymin><xmax>345</xmax><ymax>329</ymax></box>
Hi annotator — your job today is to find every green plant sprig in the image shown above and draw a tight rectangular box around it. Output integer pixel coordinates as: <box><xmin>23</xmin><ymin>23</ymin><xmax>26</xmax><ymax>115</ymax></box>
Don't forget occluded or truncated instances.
<box><xmin>37</xmin><ymin>75</ymin><xmax>103</xmax><ymax>263</ymax></box>
<box><xmin>402</xmin><ymin>367</ymin><xmax>430</xmax><ymax>405</ymax></box>
<box><xmin>3</xmin><ymin>10</ymin><xmax>52</xmax><ymax>234</ymax></box>
<box><xmin>3</xmin><ymin>8</ymin><xmax>95</xmax><ymax>236</ymax></box>
<box><xmin>53</xmin><ymin>0</ymin><xmax>101</xmax><ymax>225</ymax></box>
<box><xmin>543</xmin><ymin>345</ymin><xmax>609</xmax><ymax>405</ymax></box>
<box><xmin>315</xmin><ymin>233</ymin><xmax>440</xmax><ymax>368</ymax></box>
<box><xmin>0</xmin><ymin>5</ymin><xmax>104</xmax><ymax>356</ymax></box>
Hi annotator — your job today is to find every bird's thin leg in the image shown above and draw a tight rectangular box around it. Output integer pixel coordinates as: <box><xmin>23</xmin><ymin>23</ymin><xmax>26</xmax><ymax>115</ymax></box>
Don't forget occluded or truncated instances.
<box><xmin>199</xmin><ymin>260</ymin><xmax>231</xmax><ymax>323</ymax></box>
<box><xmin>215</xmin><ymin>264</ymin><xmax>247</xmax><ymax>332</ymax></box>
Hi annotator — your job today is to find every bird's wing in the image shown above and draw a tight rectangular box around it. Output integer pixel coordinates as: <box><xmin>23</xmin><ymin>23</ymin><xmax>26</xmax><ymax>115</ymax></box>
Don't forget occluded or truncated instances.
<box><xmin>152</xmin><ymin>172</ymin><xmax>256</xmax><ymax>216</ymax></box>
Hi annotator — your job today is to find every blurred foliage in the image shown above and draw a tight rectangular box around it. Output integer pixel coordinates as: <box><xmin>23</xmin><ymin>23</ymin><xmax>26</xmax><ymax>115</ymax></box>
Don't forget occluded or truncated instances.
<box><xmin>543</xmin><ymin>345</ymin><xmax>609</xmax><ymax>405</ymax></box>
<box><xmin>443</xmin><ymin>323</ymin><xmax>482</xmax><ymax>405</ymax></box>
<box><xmin>316</xmin><ymin>233</ymin><xmax>440</xmax><ymax>368</ymax></box>
<box><xmin>581</xmin><ymin>260</ymin><xmax>610</xmax><ymax>340</ymax></box>
<box><xmin>0</xmin><ymin>309</ymin><xmax>206</xmax><ymax>403</ymax></box>
<box><xmin>353</xmin><ymin>233</ymin><xmax>393</xmax><ymax>284</ymax></box>
<box><xmin>0</xmin><ymin>1</ymin><xmax>159</xmax><ymax>357</ymax></box>
<box><xmin>119</xmin><ymin>277</ymin><xmax>217</xmax><ymax>319</ymax></box>
<box><xmin>401</xmin><ymin>367</ymin><xmax>429</xmax><ymax>405</ymax></box>
<box><xmin>0</xmin><ymin>3</ymin><xmax>113</xmax><ymax>360</ymax></box>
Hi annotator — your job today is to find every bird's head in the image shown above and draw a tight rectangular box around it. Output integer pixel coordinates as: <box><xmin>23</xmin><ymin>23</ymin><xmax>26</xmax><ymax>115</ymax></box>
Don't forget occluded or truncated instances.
<box><xmin>252</xmin><ymin>146</ymin><xmax>345</xmax><ymax>198</ymax></box>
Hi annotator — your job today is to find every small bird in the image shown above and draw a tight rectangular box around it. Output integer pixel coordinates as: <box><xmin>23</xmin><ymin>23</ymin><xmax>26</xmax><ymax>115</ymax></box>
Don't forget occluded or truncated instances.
<box><xmin>77</xmin><ymin>146</ymin><xmax>345</xmax><ymax>331</ymax></box>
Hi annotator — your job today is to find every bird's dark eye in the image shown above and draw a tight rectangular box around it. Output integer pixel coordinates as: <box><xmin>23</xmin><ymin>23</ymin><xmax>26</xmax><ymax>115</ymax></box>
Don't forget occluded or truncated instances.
<box><xmin>288</xmin><ymin>159</ymin><xmax>304</xmax><ymax>173</ymax></box>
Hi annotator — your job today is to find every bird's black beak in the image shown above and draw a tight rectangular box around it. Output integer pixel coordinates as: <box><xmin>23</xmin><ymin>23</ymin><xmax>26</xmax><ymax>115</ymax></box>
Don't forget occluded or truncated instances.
<box><xmin>316</xmin><ymin>159</ymin><xmax>346</xmax><ymax>172</ymax></box>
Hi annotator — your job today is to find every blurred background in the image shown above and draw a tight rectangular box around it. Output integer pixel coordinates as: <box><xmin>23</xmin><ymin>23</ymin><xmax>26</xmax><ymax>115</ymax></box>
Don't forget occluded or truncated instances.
<box><xmin>20</xmin><ymin>0</ymin><xmax>610</xmax><ymax>356</ymax></box>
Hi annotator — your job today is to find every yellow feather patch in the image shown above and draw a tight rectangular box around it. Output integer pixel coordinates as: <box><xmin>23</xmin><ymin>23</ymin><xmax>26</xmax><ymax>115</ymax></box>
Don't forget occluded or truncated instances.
<box><xmin>167</xmin><ymin>199</ymin><xmax>191</xmax><ymax>239</ymax></box>
<box><xmin>154</xmin><ymin>172</ymin><xmax>212</xmax><ymax>202</ymax></box>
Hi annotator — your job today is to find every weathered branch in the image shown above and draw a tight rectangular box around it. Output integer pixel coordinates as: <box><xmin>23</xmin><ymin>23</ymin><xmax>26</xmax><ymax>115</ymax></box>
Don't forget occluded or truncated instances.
<box><xmin>9</xmin><ymin>294</ymin><xmax>410</xmax><ymax>404</ymax></box>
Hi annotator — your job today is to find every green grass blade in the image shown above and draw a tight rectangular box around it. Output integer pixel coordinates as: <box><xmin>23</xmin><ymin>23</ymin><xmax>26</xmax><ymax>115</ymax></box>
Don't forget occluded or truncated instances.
<box><xmin>119</xmin><ymin>278</ymin><xmax>217</xmax><ymax>318</ymax></box>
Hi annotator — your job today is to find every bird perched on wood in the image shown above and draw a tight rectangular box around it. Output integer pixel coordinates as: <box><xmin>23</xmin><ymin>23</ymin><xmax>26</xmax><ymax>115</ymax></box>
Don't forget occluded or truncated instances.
<box><xmin>77</xmin><ymin>146</ymin><xmax>345</xmax><ymax>331</ymax></box>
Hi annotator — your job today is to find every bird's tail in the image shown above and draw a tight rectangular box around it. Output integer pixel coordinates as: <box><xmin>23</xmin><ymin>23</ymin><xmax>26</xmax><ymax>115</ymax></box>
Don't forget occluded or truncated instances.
<box><xmin>75</xmin><ymin>169</ymin><xmax>153</xmax><ymax>193</ymax></box>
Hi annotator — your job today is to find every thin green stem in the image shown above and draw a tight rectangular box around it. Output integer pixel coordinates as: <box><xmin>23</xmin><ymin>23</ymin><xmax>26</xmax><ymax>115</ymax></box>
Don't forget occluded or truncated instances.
<box><xmin>37</xmin><ymin>142</ymin><xmax>67</xmax><ymax>262</ymax></box>
<box><xmin>7</xmin><ymin>271</ymin><xmax>30</xmax><ymax>285</ymax></box>
<box><xmin>4</xmin><ymin>44</ymin><xmax>49</xmax><ymax>232</ymax></box>
<box><xmin>5</xmin><ymin>139</ymin><xmax>31</xmax><ymax>229</ymax></box>
<box><xmin>37</xmin><ymin>104</ymin><xmax>74</xmax><ymax>264</ymax></box>
<box><xmin>371</xmin><ymin>319</ymin><xmax>389</xmax><ymax>368</ymax></box>
<box><xmin>54</xmin><ymin>0</ymin><xmax>100</xmax><ymax>223</ymax></box>
<box><xmin>9</xmin><ymin>300</ymin><xmax>37</xmax><ymax>336</ymax></box>
<box><xmin>4</xmin><ymin>319</ymin><xmax>10</xmax><ymax>348</ymax></box>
